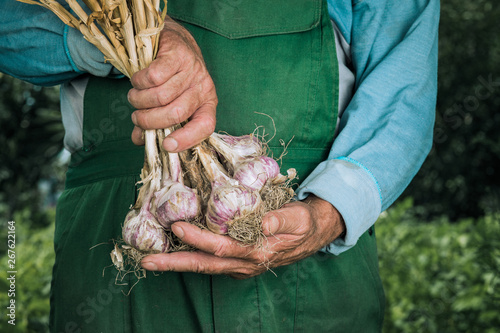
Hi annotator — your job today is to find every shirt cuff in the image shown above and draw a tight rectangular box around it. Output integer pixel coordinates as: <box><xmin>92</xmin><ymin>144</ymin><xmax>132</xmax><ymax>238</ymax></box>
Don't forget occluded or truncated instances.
<box><xmin>64</xmin><ymin>25</ymin><xmax>115</xmax><ymax>77</ymax></box>
<box><xmin>296</xmin><ymin>157</ymin><xmax>382</xmax><ymax>255</ymax></box>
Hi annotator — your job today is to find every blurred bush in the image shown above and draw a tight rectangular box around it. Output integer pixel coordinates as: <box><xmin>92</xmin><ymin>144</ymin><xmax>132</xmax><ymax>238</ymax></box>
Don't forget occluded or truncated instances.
<box><xmin>377</xmin><ymin>198</ymin><xmax>500</xmax><ymax>333</ymax></box>
<box><xmin>0</xmin><ymin>74</ymin><xmax>63</xmax><ymax>228</ymax></box>
<box><xmin>0</xmin><ymin>209</ymin><xmax>55</xmax><ymax>333</ymax></box>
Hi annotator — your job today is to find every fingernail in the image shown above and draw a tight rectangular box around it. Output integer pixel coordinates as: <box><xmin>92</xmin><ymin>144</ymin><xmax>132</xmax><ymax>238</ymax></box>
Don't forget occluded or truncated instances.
<box><xmin>164</xmin><ymin>137</ymin><xmax>178</xmax><ymax>152</ymax></box>
<box><xmin>131</xmin><ymin>112</ymin><xmax>138</xmax><ymax>125</ymax></box>
<box><xmin>172</xmin><ymin>224</ymin><xmax>185</xmax><ymax>239</ymax></box>
<box><xmin>266</xmin><ymin>215</ymin><xmax>280</xmax><ymax>235</ymax></box>
<box><xmin>142</xmin><ymin>261</ymin><xmax>158</xmax><ymax>271</ymax></box>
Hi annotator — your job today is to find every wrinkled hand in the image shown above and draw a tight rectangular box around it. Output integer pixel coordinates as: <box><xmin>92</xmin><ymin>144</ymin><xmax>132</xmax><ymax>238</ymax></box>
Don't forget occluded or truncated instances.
<box><xmin>141</xmin><ymin>196</ymin><xmax>346</xmax><ymax>279</ymax></box>
<box><xmin>128</xmin><ymin>16</ymin><xmax>218</xmax><ymax>152</ymax></box>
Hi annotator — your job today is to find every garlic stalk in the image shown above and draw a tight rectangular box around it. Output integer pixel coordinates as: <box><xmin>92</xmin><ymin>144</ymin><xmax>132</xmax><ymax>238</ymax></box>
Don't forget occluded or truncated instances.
<box><xmin>134</xmin><ymin>129</ymin><xmax>162</xmax><ymax>209</ymax></box>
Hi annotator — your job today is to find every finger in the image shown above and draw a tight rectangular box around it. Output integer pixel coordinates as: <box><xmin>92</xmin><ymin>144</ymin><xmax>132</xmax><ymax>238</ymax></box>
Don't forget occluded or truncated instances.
<box><xmin>128</xmin><ymin>70</ymin><xmax>191</xmax><ymax>110</ymax></box>
<box><xmin>141</xmin><ymin>251</ymin><xmax>259</xmax><ymax>277</ymax></box>
<box><xmin>131</xmin><ymin>126</ymin><xmax>145</xmax><ymax>146</ymax></box>
<box><xmin>131</xmin><ymin>87</ymin><xmax>203</xmax><ymax>130</ymax></box>
<box><xmin>171</xmin><ymin>222</ymin><xmax>255</xmax><ymax>259</ymax></box>
<box><xmin>130</xmin><ymin>55</ymin><xmax>181</xmax><ymax>90</ymax></box>
<box><xmin>262</xmin><ymin>202</ymin><xmax>311</xmax><ymax>236</ymax></box>
<box><xmin>163</xmin><ymin>102</ymin><xmax>216</xmax><ymax>152</ymax></box>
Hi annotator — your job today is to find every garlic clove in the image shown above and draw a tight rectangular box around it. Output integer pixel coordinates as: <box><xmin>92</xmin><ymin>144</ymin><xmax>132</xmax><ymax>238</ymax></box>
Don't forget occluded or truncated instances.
<box><xmin>110</xmin><ymin>243</ymin><xmax>124</xmax><ymax>270</ymax></box>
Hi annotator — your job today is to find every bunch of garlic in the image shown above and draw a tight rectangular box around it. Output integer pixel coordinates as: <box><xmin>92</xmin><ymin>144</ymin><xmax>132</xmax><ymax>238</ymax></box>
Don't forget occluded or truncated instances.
<box><xmin>122</xmin><ymin>131</ymin><xmax>296</xmax><ymax>252</ymax></box>
<box><xmin>122</xmin><ymin>128</ymin><xmax>201</xmax><ymax>253</ymax></box>
<box><xmin>197</xmin><ymin>134</ymin><xmax>296</xmax><ymax>237</ymax></box>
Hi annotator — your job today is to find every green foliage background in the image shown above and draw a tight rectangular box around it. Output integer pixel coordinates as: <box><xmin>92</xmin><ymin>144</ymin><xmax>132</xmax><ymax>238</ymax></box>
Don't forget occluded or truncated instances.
<box><xmin>0</xmin><ymin>75</ymin><xmax>64</xmax><ymax>227</ymax></box>
<box><xmin>0</xmin><ymin>0</ymin><xmax>499</xmax><ymax>332</ymax></box>
<box><xmin>0</xmin><ymin>210</ymin><xmax>54</xmax><ymax>332</ymax></box>
<box><xmin>378</xmin><ymin>199</ymin><xmax>500</xmax><ymax>333</ymax></box>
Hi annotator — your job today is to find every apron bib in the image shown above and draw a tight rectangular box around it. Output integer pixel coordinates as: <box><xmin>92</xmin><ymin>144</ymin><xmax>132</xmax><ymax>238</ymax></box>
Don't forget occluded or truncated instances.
<box><xmin>50</xmin><ymin>0</ymin><xmax>385</xmax><ymax>332</ymax></box>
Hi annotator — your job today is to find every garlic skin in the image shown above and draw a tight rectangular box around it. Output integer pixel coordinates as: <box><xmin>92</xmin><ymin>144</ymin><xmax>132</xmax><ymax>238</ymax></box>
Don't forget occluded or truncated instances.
<box><xmin>209</xmin><ymin>133</ymin><xmax>262</xmax><ymax>171</ymax></box>
<box><xmin>233</xmin><ymin>156</ymin><xmax>281</xmax><ymax>191</ymax></box>
<box><xmin>206</xmin><ymin>181</ymin><xmax>262</xmax><ymax>234</ymax></box>
<box><xmin>122</xmin><ymin>208</ymin><xmax>169</xmax><ymax>253</ymax></box>
<box><xmin>272</xmin><ymin>168</ymin><xmax>297</xmax><ymax>185</ymax></box>
<box><xmin>154</xmin><ymin>181</ymin><xmax>200</xmax><ymax>229</ymax></box>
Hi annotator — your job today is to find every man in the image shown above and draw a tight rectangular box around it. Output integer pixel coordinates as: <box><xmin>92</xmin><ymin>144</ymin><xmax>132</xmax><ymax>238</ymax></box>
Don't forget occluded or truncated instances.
<box><xmin>1</xmin><ymin>0</ymin><xmax>439</xmax><ymax>331</ymax></box>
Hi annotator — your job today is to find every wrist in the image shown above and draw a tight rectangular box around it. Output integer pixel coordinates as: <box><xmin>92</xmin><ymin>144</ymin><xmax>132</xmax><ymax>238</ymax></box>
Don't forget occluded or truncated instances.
<box><xmin>160</xmin><ymin>15</ymin><xmax>204</xmax><ymax>59</ymax></box>
<box><xmin>307</xmin><ymin>195</ymin><xmax>346</xmax><ymax>244</ymax></box>
<box><xmin>163</xmin><ymin>15</ymin><xmax>198</xmax><ymax>44</ymax></box>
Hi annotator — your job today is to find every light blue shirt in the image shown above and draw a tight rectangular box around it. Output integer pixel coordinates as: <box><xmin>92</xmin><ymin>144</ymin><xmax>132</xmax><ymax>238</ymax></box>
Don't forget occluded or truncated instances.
<box><xmin>0</xmin><ymin>0</ymin><xmax>439</xmax><ymax>255</ymax></box>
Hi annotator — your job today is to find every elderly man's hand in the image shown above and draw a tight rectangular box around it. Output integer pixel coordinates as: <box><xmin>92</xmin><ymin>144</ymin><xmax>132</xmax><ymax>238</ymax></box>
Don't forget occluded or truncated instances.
<box><xmin>141</xmin><ymin>195</ymin><xmax>345</xmax><ymax>279</ymax></box>
<box><xmin>128</xmin><ymin>16</ymin><xmax>217</xmax><ymax>152</ymax></box>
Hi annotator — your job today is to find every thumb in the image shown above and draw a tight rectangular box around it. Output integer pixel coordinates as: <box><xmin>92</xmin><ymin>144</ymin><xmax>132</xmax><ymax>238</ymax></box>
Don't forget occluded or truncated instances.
<box><xmin>262</xmin><ymin>205</ymin><xmax>306</xmax><ymax>236</ymax></box>
<box><xmin>262</xmin><ymin>213</ymin><xmax>281</xmax><ymax>236</ymax></box>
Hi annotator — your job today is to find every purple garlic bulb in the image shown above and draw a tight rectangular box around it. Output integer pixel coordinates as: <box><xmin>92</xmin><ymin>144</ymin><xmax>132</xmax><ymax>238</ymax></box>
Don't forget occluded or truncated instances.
<box><xmin>122</xmin><ymin>207</ymin><xmax>169</xmax><ymax>253</ymax></box>
<box><xmin>206</xmin><ymin>181</ymin><xmax>262</xmax><ymax>234</ymax></box>
<box><xmin>233</xmin><ymin>156</ymin><xmax>280</xmax><ymax>191</ymax></box>
<box><xmin>208</xmin><ymin>133</ymin><xmax>263</xmax><ymax>171</ymax></box>
<box><xmin>154</xmin><ymin>181</ymin><xmax>200</xmax><ymax>229</ymax></box>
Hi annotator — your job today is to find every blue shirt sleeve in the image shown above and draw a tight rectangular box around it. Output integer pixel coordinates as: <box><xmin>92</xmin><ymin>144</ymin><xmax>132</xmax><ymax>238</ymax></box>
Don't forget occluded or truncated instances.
<box><xmin>296</xmin><ymin>0</ymin><xmax>439</xmax><ymax>255</ymax></box>
<box><xmin>0</xmin><ymin>0</ymin><xmax>115</xmax><ymax>86</ymax></box>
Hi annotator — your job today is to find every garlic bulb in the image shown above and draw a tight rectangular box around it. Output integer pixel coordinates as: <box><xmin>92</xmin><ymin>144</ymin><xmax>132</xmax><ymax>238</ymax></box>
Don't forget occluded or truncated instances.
<box><xmin>206</xmin><ymin>180</ymin><xmax>262</xmax><ymax>234</ymax></box>
<box><xmin>233</xmin><ymin>156</ymin><xmax>281</xmax><ymax>191</ymax></box>
<box><xmin>196</xmin><ymin>144</ymin><xmax>263</xmax><ymax>234</ymax></box>
<box><xmin>122</xmin><ymin>206</ymin><xmax>169</xmax><ymax>253</ymax></box>
<box><xmin>155</xmin><ymin>180</ymin><xmax>200</xmax><ymax>229</ymax></box>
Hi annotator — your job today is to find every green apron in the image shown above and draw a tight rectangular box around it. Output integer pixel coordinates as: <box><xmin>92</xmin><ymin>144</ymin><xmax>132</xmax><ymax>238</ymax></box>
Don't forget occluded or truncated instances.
<box><xmin>50</xmin><ymin>0</ymin><xmax>385</xmax><ymax>331</ymax></box>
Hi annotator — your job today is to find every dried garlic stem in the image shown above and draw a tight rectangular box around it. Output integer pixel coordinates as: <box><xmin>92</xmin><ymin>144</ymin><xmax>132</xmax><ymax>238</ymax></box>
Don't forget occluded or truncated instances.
<box><xmin>66</xmin><ymin>0</ymin><xmax>125</xmax><ymax>71</ymax></box>
<box><xmin>195</xmin><ymin>144</ymin><xmax>231</xmax><ymax>184</ymax></box>
<box><xmin>118</xmin><ymin>0</ymin><xmax>140</xmax><ymax>73</ymax></box>
<box><xmin>144</xmin><ymin>129</ymin><xmax>162</xmax><ymax>192</ymax></box>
